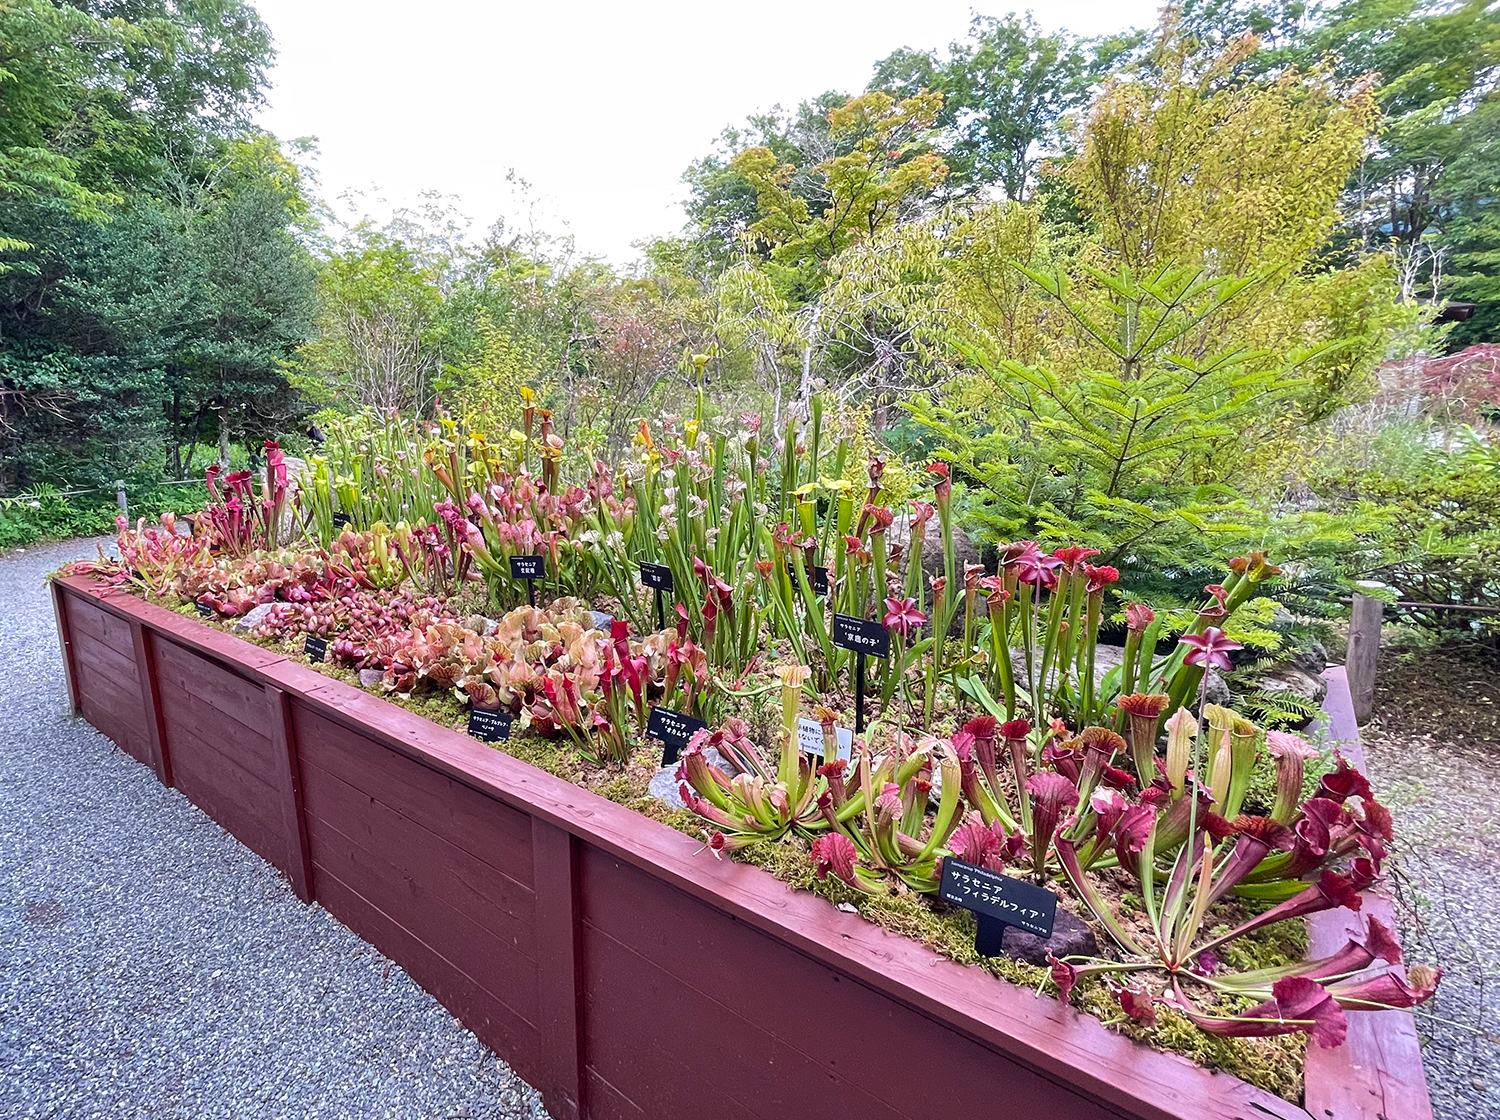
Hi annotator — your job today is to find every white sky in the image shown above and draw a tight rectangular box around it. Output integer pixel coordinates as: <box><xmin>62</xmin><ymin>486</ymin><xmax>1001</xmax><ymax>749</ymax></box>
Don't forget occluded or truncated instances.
<box><xmin>252</xmin><ymin>0</ymin><xmax>1163</xmax><ymax>265</ymax></box>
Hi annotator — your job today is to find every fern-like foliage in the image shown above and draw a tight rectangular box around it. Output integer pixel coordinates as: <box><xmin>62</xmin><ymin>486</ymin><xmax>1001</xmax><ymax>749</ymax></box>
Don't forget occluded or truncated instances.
<box><xmin>1234</xmin><ymin>689</ymin><xmax>1323</xmax><ymax>730</ymax></box>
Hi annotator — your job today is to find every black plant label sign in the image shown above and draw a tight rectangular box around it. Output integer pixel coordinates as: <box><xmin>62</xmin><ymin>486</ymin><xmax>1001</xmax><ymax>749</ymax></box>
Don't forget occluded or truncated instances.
<box><xmin>510</xmin><ymin>554</ymin><xmax>546</xmax><ymax>581</ymax></box>
<box><xmin>788</xmin><ymin>561</ymin><xmax>830</xmax><ymax>596</ymax></box>
<box><xmin>304</xmin><ymin>634</ymin><xmax>328</xmax><ymax>663</ymax></box>
<box><xmin>832</xmin><ymin>612</ymin><xmax>889</xmax><ymax>659</ymax></box>
<box><xmin>194</xmin><ymin>601</ymin><xmax>213</xmax><ymax>618</ymax></box>
<box><xmin>648</xmin><ymin>706</ymin><xmax>707</xmax><ymax>766</ymax></box>
<box><xmin>939</xmin><ymin>858</ymin><xmax>1057</xmax><ymax>943</ymax></box>
<box><xmin>467</xmin><ymin>708</ymin><xmax>514</xmax><ymax>742</ymax></box>
<box><xmin>331</xmin><ymin>512</ymin><xmax>352</xmax><ymax>528</ymax></box>
<box><xmin>639</xmin><ymin>561</ymin><xmax>673</xmax><ymax>592</ymax></box>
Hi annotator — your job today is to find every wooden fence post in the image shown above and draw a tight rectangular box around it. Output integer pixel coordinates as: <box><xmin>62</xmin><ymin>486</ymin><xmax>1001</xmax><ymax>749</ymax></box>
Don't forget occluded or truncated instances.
<box><xmin>1347</xmin><ymin>591</ymin><xmax>1383</xmax><ymax>725</ymax></box>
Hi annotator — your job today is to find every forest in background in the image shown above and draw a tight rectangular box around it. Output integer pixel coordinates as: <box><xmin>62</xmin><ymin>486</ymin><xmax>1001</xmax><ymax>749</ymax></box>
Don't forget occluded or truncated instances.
<box><xmin>3</xmin><ymin>0</ymin><xmax>1499</xmax><ymax>627</ymax></box>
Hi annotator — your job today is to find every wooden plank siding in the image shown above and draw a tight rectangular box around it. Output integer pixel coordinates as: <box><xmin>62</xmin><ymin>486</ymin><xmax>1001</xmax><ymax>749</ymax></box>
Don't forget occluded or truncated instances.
<box><xmin>51</xmin><ymin>575</ymin><xmax>1429</xmax><ymax>1120</ymax></box>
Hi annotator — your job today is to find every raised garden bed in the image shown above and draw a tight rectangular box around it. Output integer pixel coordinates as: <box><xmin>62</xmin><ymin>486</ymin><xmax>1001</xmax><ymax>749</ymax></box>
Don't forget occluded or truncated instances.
<box><xmin>51</xmin><ymin>574</ymin><xmax>1432</xmax><ymax>1120</ymax></box>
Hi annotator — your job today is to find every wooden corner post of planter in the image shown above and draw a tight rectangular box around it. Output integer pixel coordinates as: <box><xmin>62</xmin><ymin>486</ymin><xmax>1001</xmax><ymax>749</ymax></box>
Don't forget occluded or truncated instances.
<box><xmin>531</xmin><ymin>818</ymin><xmax>585</xmax><ymax>1120</ymax></box>
<box><xmin>1309</xmin><ymin>666</ymin><xmax>1434</xmax><ymax>1120</ymax></box>
<box><xmin>50</xmin><ymin>579</ymin><xmax>81</xmax><ymax>717</ymax></box>
<box><xmin>1346</xmin><ymin>590</ymin><xmax>1382</xmax><ymax>725</ymax></box>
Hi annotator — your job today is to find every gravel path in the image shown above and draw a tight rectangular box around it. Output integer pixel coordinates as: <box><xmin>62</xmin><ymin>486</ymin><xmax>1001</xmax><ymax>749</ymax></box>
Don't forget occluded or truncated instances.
<box><xmin>0</xmin><ymin>538</ymin><xmax>551</xmax><ymax>1120</ymax></box>
<box><xmin>1363</xmin><ymin>650</ymin><xmax>1500</xmax><ymax>1120</ymax></box>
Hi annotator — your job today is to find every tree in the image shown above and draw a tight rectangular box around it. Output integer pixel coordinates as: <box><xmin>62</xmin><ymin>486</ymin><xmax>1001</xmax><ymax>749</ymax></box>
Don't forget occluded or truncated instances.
<box><xmin>0</xmin><ymin>0</ymin><xmax>271</xmax><ymax>264</ymax></box>
<box><xmin>0</xmin><ymin>1</ymin><xmax>296</xmax><ymax>492</ymax></box>
<box><xmin>730</xmin><ymin>90</ymin><xmax>948</xmax><ymax>300</ymax></box>
<box><xmin>300</xmin><ymin>226</ymin><xmax>447</xmax><ymax>415</ymax></box>
<box><xmin>870</xmin><ymin>14</ymin><xmax>1140</xmax><ymax>202</ymax></box>
<box><xmin>682</xmin><ymin>92</ymin><xmax>852</xmax><ymax>274</ymax></box>
<box><xmin>169</xmin><ymin>135</ymin><xmax>318</xmax><ymax>471</ymax></box>
<box><xmin>1174</xmin><ymin>0</ymin><xmax>1500</xmax><ymax>333</ymax></box>
<box><xmin>904</xmin><ymin>29</ymin><xmax>1406</xmax><ymax>590</ymax></box>
<box><xmin>1441</xmin><ymin>96</ymin><xmax>1500</xmax><ymax>345</ymax></box>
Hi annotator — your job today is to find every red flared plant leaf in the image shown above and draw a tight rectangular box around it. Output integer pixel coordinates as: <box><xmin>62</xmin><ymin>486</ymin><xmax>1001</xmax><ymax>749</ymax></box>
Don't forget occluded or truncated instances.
<box><xmin>1360</xmin><ymin>797</ymin><xmax>1394</xmax><ymax>842</ymax></box>
<box><xmin>1204</xmin><ymin>812</ymin><xmax>1237</xmax><ymax>843</ymax></box>
<box><xmin>1077</xmin><ymin>726</ymin><xmax>1127</xmax><ymax>757</ymax></box>
<box><xmin>1000</xmin><ymin>717</ymin><xmax>1031</xmax><ymax>743</ymax></box>
<box><xmin>1026</xmin><ymin>771</ymin><xmax>1080</xmax><ymax>864</ymax></box>
<box><xmin>1112</xmin><ymin>804</ymin><xmax>1156</xmax><ymax>875</ymax></box>
<box><xmin>1048</xmin><ymin>953</ymin><xmax>1079</xmax><ymax>1002</ymax></box>
<box><xmin>962</xmin><ymin>715</ymin><xmax>998</xmax><ymax>747</ymax></box>
<box><xmin>1179</xmin><ymin>976</ymin><xmax>1347</xmax><ymax>1048</ymax></box>
<box><xmin>1118</xmin><ymin>692</ymin><xmax>1170</xmax><ymax>717</ymax></box>
<box><xmin>1316</xmin><ymin>755</ymin><xmax>1373</xmax><ymax>804</ymax></box>
<box><xmin>1328</xmin><ymin>964</ymin><xmax>1441</xmax><ymax>1010</ymax></box>
<box><xmin>1273</xmin><ymin>977</ymin><xmax>1349</xmax><ymax>1048</ymax></box>
<box><xmin>1361</xmin><ymin>916</ymin><xmax>1403</xmax><ymax>965</ymax></box>
<box><xmin>948</xmin><ymin>812</ymin><xmax>1007</xmax><ymax>871</ymax></box>
<box><xmin>810</xmin><ymin>833</ymin><xmax>861</xmax><ymax>888</ymax></box>
<box><xmin>1117</xmin><ymin>986</ymin><xmax>1157</xmax><ymax>1024</ymax></box>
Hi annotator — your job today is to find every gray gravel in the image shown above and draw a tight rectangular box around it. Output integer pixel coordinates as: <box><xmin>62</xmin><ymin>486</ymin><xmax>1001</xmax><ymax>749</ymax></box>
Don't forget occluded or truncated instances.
<box><xmin>1365</xmin><ymin>719</ymin><xmax>1500</xmax><ymax>1120</ymax></box>
<box><xmin>0</xmin><ymin>537</ymin><xmax>552</xmax><ymax>1120</ymax></box>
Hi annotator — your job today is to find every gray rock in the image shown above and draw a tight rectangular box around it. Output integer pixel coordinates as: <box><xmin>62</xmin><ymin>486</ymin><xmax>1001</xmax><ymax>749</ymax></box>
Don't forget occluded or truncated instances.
<box><xmin>463</xmin><ymin>613</ymin><xmax>498</xmax><ymax>636</ymax></box>
<box><xmin>1250</xmin><ymin>664</ymin><xmax>1328</xmax><ymax>709</ymax></box>
<box><xmin>590</xmin><ymin>611</ymin><xmax>615</xmax><ymax>631</ymax></box>
<box><xmin>648</xmin><ymin>747</ymin><xmax>736</xmax><ymax>811</ymax></box>
<box><xmin>1204</xmin><ymin>670</ymin><xmax>1232</xmax><ymax>707</ymax></box>
<box><xmin>1288</xmin><ymin>641</ymin><xmax>1329</xmax><ymax>677</ymax></box>
<box><xmin>1002</xmin><ymin>906</ymin><xmax>1099</xmax><ymax>967</ymax></box>
<box><xmin>358</xmin><ymin>668</ymin><xmax>384</xmax><ymax>688</ymax></box>
<box><xmin>233</xmin><ymin>602</ymin><xmax>276</xmax><ymax>631</ymax></box>
<box><xmin>887</xmin><ymin>512</ymin><xmax>982</xmax><ymax>581</ymax></box>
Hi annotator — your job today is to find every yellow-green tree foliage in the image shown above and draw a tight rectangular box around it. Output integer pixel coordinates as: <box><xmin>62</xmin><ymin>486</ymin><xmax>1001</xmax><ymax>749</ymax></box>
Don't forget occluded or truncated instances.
<box><xmin>905</xmin><ymin>29</ymin><xmax>1411</xmax><ymax>593</ymax></box>
<box><xmin>732</xmin><ymin>91</ymin><xmax>948</xmax><ymax>283</ymax></box>
<box><xmin>1060</xmin><ymin>30</ymin><xmax>1404</xmax><ymax>411</ymax></box>
<box><xmin>450</xmin><ymin>313</ymin><xmax>541</xmax><ymax>439</ymax></box>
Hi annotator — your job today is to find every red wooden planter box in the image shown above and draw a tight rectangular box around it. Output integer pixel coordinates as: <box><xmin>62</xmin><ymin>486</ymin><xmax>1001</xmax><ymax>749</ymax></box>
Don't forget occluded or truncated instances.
<box><xmin>50</xmin><ymin>576</ymin><xmax>1431</xmax><ymax>1120</ymax></box>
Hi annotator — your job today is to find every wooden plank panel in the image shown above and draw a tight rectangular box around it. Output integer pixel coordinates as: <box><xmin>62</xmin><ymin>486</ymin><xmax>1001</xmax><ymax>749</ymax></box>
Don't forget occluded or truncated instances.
<box><xmin>157</xmin><ymin>668</ymin><xmax>278</xmax><ymax>781</ymax></box>
<box><xmin>580</xmin><ymin>849</ymin><xmax>1125</xmax><ymax>1120</ymax></box>
<box><xmin>161</xmin><ymin>710</ymin><xmax>287</xmax><ymax>870</ymax></box>
<box><xmin>582</xmin><ymin>1070</ymin><xmax>647</xmax><ymax>1120</ymax></box>
<box><xmin>299</xmin><ymin>761</ymin><xmax>536</xmax><ymax>962</ymax></box>
<box><xmin>63</xmin><ymin>592</ymin><xmax>135</xmax><ymax>657</ymax></box>
<box><xmin>154</xmin><ymin>636</ymin><xmax>276</xmax><ymax>734</ymax></box>
<box><xmin>306</xmin><ymin>821</ymin><xmax>537</xmax><ymax>1022</ymax></box>
<box><xmin>72</xmin><ymin>625</ymin><xmax>140</xmax><ymax>683</ymax></box>
<box><xmin>293</xmin><ymin>705</ymin><xmax>534</xmax><ymax>888</ymax></box>
<box><xmin>160</xmin><ymin>702</ymin><xmax>278</xmax><ymax>804</ymax></box>
<box><xmin>77</xmin><ymin>691</ymin><xmax>150</xmax><ymax>766</ymax></box>
<box><xmin>70</xmin><ymin>633</ymin><xmax>151</xmax><ymax>765</ymax></box>
<box><xmin>313</xmin><ymin>869</ymin><xmax>542</xmax><ymax>1086</ymax></box>
<box><xmin>71</xmin><ymin>637</ymin><xmax>140</xmax><ymax>721</ymax></box>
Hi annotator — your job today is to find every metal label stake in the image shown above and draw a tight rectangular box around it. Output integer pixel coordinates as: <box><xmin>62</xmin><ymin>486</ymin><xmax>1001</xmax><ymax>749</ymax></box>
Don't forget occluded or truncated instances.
<box><xmin>831</xmin><ymin>613</ymin><xmax>889</xmax><ymax>738</ymax></box>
